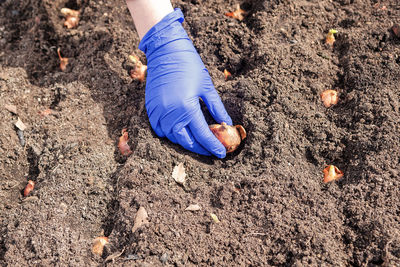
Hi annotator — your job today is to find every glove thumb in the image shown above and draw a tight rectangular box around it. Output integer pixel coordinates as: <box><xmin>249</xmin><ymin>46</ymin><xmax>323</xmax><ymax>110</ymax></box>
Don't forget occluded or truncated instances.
<box><xmin>200</xmin><ymin>73</ymin><xmax>232</xmax><ymax>125</ymax></box>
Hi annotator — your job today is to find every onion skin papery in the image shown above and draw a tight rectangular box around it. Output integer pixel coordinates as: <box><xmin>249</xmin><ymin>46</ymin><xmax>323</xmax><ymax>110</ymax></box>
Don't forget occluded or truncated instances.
<box><xmin>209</xmin><ymin>122</ymin><xmax>246</xmax><ymax>153</ymax></box>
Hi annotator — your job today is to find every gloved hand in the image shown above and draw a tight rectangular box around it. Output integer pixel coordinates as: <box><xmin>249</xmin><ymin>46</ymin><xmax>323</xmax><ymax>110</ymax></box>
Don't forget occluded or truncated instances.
<box><xmin>139</xmin><ymin>8</ymin><xmax>232</xmax><ymax>158</ymax></box>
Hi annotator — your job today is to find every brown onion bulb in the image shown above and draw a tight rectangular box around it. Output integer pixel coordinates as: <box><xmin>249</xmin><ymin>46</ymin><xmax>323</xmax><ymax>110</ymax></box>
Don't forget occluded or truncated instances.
<box><xmin>57</xmin><ymin>48</ymin><xmax>69</xmax><ymax>71</ymax></box>
<box><xmin>23</xmin><ymin>180</ymin><xmax>35</xmax><ymax>197</ymax></box>
<box><xmin>92</xmin><ymin>236</ymin><xmax>109</xmax><ymax>256</ymax></box>
<box><xmin>320</xmin><ymin>90</ymin><xmax>339</xmax><ymax>108</ymax></box>
<box><xmin>209</xmin><ymin>122</ymin><xmax>246</xmax><ymax>153</ymax></box>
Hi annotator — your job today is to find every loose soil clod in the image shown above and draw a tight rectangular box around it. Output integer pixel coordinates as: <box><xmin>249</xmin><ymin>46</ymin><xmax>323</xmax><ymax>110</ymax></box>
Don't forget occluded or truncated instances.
<box><xmin>391</xmin><ymin>24</ymin><xmax>400</xmax><ymax>38</ymax></box>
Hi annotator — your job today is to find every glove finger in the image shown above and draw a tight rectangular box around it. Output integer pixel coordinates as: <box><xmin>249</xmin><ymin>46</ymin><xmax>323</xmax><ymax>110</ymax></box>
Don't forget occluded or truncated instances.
<box><xmin>201</xmin><ymin>75</ymin><xmax>233</xmax><ymax>125</ymax></box>
<box><xmin>174</xmin><ymin>127</ymin><xmax>211</xmax><ymax>156</ymax></box>
<box><xmin>166</xmin><ymin>132</ymin><xmax>178</xmax><ymax>144</ymax></box>
<box><xmin>146</xmin><ymin>100</ymin><xmax>166</xmax><ymax>138</ymax></box>
<box><xmin>188</xmin><ymin>106</ymin><xmax>227</xmax><ymax>158</ymax></box>
<box><xmin>152</xmin><ymin>120</ymin><xmax>165</xmax><ymax>138</ymax></box>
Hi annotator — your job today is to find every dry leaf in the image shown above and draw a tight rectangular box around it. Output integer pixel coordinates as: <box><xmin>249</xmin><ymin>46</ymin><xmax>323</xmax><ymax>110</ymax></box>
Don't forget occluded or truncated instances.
<box><xmin>15</xmin><ymin>117</ymin><xmax>27</xmax><ymax>131</ymax></box>
<box><xmin>225</xmin><ymin>4</ymin><xmax>247</xmax><ymax>21</ymax></box>
<box><xmin>326</xmin><ymin>29</ymin><xmax>338</xmax><ymax>46</ymax></box>
<box><xmin>185</xmin><ymin>204</ymin><xmax>201</xmax><ymax>211</ymax></box>
<box><xmin>210</xmin><ymin>213</ymin><xmax>220</xmax><ymax>223</ymax></box>
<box><xmin>57</xmin><ymin>48</ymin><xmax>69</xmax><ymax>71</ymax></box>
<box><xmin>224</xmin><ymin>69</ymin><xmax>231</xmax><ymax>81</ymax></box>
<box><xmin>5</xmin><ymin>104</ymin><xmax>17</xmax><ymax>114</ymax></box>
<box><xmin>320</xmin><ymin>90</ymin><xmax>339</xmax><ymax>108</ymax></box>
<box><xmin>323</xmin><ymin>165</ymin><xmax>344</xmax><ymax>183</ymax></box>
<box><xmin>132</xmin><ymin>207</ymin><xmax>149</xmax><ymax>233</ymax></box>
<box><xmin>92</xmin><ymin>236</ymin><xmax>109</xmax><ymax>256</ymax></box>
<box><xmin>118</xmin><ymin>128</ymin><xmax>133</xmax><ymax>156</ymax></box>
<box><xmin>17</xmin><ymin>129</ymin><xmax>25</xmax><ymax>146</ymax></box>
<box><xmin>172</xmin><ymin>163</ymin><xmax>186</xmax><ymax>185</ymax></box>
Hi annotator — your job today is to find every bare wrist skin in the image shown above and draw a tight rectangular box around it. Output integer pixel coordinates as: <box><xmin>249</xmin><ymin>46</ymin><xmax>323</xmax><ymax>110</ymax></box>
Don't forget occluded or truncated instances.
<box><xmin>126</xmin><ymin>0</ymin><xmax>174</xmax><ymax>39</ymax></box>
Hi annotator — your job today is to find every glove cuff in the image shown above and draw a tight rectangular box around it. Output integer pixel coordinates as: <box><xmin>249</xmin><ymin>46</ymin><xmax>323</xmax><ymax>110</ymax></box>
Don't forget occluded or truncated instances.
<box><xmin>139</xmin><ymin>8</ymin><xmax>187</xmax><ymax>57</ymax></box>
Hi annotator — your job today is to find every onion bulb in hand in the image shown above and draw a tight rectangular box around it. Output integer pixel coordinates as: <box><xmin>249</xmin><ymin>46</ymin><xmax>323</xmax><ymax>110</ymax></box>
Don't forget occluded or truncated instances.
<box><xmin>209</xmin><ymin>122</ymin><xmax>246</xmax><ymax>153</ymax></box>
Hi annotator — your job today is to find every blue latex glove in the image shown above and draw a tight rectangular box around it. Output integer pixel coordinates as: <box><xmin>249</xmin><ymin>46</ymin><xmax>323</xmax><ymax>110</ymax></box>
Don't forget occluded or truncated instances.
<box><xmin>139</xmin><ymin>9</ymin><xmax>232</xmax><ymax>158</ymax></box>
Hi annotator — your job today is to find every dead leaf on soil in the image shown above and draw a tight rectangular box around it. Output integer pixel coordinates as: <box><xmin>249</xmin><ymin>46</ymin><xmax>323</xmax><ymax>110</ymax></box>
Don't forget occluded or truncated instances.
<box><xmin>132</xmin><ymin>207</ymin><xmax>149</xmax><ymax>233</ymax></box>
<box><xmin>118</xmin><ymin>128</ymin><xmax>133</xmax><ymax>156</ymax></box>
<box><xmin>5</xmin><ymin>104</ymin><xmax>17</xmax><ymax>114</ymax></box>
<box><xmin>57</xmin><ymin>48</ymin><xmax>69</xmax><ymax>71</ymax></box>
<box><xmin>225</xmin><ymin>4</ymin><xmax>247</xmax><ymax>21</ymax></box>
<box><xmin>323</xmin><ymin>165</ymin><xmax>344</xmax><ymax>183</ymax></box>
<box><xmin>15</xmin><ymin>117</ymin><xmax>27</xmax><ymax>131</ymax></box>
<box><xmin>210</xmin><ymin>213</ymin><xmax>220</xmax><ymax>223</ymax></box>
<box><xmin>185</xmin><ymin>204</ymin><xmax>201</xmax><ymax>211</ymax></box>
<box><xmin>172</xmin><ymin>162</ymin><xmax>186</xmax><ymax>185</ymax></box>
<box><xmin>92</xmin><ymin>236</ymin><xmax>109</xmax><ymax>256</ymax></box>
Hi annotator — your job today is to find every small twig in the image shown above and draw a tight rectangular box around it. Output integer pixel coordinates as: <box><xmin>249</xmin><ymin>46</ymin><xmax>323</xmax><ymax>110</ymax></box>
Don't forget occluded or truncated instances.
<box><xmin>105</xmin><ymin>248</ymin><xmax>125</xmax><ymax>263</ymax></box>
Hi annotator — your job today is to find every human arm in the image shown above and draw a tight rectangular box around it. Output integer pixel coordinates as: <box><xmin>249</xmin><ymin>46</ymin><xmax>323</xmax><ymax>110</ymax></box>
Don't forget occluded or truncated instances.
<box><xmin>126</xmin><ymin>0</ymin><xmax>173</xmax><ymax>39</ymax></box>
<box><xmin>126</xmin><ymin>0</ymin><xmax>233</xmax><ymax>158</ymax></box>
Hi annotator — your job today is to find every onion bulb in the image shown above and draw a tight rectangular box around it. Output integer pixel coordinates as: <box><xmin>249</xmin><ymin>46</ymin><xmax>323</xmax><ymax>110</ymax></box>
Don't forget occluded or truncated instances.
<box><xmin>209</xmin><ymin>122</ymin><xmax>246</xmax><ymax>153</ymax></box>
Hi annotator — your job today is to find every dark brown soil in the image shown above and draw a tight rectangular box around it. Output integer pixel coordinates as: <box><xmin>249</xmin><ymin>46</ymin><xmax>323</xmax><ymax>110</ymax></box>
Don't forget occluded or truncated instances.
<box><xmin>1</xmin><ymin>0</ymin><xmax>400</xmax><ymax>266</ymax></box>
